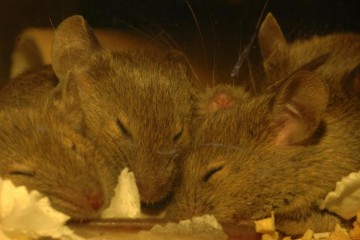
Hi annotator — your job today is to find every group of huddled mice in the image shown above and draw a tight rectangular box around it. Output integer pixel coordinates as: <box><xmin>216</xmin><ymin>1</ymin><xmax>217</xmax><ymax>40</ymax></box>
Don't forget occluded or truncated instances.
<box><xmin>0</xmin><ymin>12</ymin><xmax>359</xmax><ymax>238</ymax></box>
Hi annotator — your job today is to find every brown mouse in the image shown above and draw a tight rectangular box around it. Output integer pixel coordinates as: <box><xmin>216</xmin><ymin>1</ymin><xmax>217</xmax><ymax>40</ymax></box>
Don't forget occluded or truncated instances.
<box><xmin>50</xmin><ymin>15</ymin><xmax>197</xmax><ymax>208</ymax></box>
<box><xmin>1</xmin><ymin>15</ymin><xmax>197</xmax><ymax>209</ymax></box>
<box><xmin>166</xmin><ymin>69</ymin><xmax>360</xmax><ymax>237</ymax></box>
<box><xmin>0</xmin><ymin>79</ymin><xmax>116</xmax><ymax>220</ymax></box>
<box><xmin>258</xmin><ymin>13</ymin><xmax>360</xmax><ymax>101</ymax></box>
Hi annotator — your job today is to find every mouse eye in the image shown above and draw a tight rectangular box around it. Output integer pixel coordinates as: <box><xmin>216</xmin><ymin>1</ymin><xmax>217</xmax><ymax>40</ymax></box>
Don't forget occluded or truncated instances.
<box><xmin>69</xmin><ymin>141</ymin><xmax>77</xmax><ymax>151</ymax></box>
<box><xmin>71</xmin><ymin>143</ymin><xmax>77</xmax><ymax>151</ymax></box>
<box><xmin>202</xmin><ymin>165</ymin><xmax>224</xmax><ymax>182</ymax></box>
<box><xmin>173</xmin><ymin>128</ymin><xmax>183</xmax><ymax>143</ymax></box>
<box><xmin>116</xmin><ymin>118</ymin><xmax>132</xmax><ymax>139</ymax></box>
<box><xmin>9</xmin><ymin>170</ymin><xmax>36</xmax><ymax>177</ymax></box>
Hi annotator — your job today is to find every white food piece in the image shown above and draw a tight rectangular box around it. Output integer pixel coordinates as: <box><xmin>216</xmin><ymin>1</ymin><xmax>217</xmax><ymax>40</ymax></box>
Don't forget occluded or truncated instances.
<box><xmin>301</xmin><ymin>229</ymin><xmax>314</xmax><ymax>240</ymax></box>
<box><xmin>319</xmin><ymin>170</ymin><xmax>360</xmax><ymax>220</ymax></box>
<box><xmin>313</xmin><ymin>232</ymin><xmax>330</xmax><ymax>239</ymax></box>
<box><xmin>326</xmin><ymin>224</ymin><xmax>350</xmax><ymax>240</ymax></box>
<box><xmin>261</xmin><ymin>233</ymin><xmax>278</xmax><ymax>240</ymax></box>
<box><xmin>101</xmin><ymin>167</ymin><xmax>141</xmax><ymax>218</ymax></box>
<box><xmin>0</xmin><ymin>177</ymin><xmax>82</xmax><ymax>240</ymax></box>
<box><xmin>255</xmin><ymin>212</ymin><xmax>276</xmax><ymax>234</ymax></box>
<box><xmin>138</xmin><ymin>215</ymin><xmax>227</xmax><ymax>240</ymax></box>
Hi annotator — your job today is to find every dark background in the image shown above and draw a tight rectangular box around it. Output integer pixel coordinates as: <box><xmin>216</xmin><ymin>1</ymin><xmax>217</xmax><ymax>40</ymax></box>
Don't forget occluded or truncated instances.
<box><xmin>0</xmin><ymin>0</ymin><xmax>359</xmax><ymax>85</ymax></box>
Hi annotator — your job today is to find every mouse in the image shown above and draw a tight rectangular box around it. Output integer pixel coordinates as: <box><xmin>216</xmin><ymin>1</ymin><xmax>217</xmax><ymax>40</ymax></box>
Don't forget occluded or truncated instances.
<box><xmin>0</xmin><ymin>15</ymin><xmax>198</xmax><ymax>210</ymax></box>
<box><xmin>166</xmin><ymin>69</ymin><xmax>360</xmax><ymax>237</ymax></box>
<box><xmin>0</xmin><ymin>78</ymin><xmax>116</xmax><ymax>220</ymax></box>
<box><xmin>258</xmin><ymin>13</ymin><xmax>360</xmax><ymax>102</ymax></box>
<box><xmin>50</xmin><ymin>15</ymin><xmax>198</xmax><ymax>209</ymax></box>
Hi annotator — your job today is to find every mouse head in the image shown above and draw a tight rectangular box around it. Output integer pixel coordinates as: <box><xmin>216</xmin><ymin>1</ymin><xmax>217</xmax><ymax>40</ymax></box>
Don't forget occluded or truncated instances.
<box><xmin>0</xmin><ymin>79</ymin><xmax>116</xmax><ymax>220</ymax></box>
<box><xmin>166</xmin><ymin>144</ymin><xmax>274</xmax><ymax>221</ymax></box>
<box><xmin>51</xmin><ymin>15</ymin><xmax>195</xmax><ymax>205</ymax></box>
<box><xmin>167</xmin><ymin>70</ymin><xmax>331</xmax><ymax>226</ymax></box>
<box><xmin>193</xmin><ymin>70</ymin><xmax>329</xmax><ymax>149</ymax></box>
<box><xmin>167</xmin><ymin>139</ymin><xmax>339</xmax><ymax>234</ymax></box>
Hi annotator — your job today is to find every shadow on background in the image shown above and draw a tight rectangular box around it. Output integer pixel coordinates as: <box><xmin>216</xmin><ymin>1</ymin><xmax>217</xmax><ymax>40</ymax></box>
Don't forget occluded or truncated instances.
<box><xmin>0</xmin><ymin>0</ymin><xmax>359</xmax><ymax>86</ymax></box>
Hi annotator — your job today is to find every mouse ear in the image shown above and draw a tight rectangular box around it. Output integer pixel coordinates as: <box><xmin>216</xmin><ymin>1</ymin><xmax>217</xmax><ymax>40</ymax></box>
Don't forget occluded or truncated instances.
<box><xmin>52</xmin><ymin>15</ymin><xmax>101</xmax><ymax>82</ymax></box>
<box><xmin>342</xmin><ymin>63</ymin><xmax>360</xmax><ymax>98</ymax></box>
<box><xmin>270</xmin><ymin>70</ymin><xmax>329</xmax><ymax>146</ymax></box>
<box><xmin>258</xmin><ymin>13</ymin><xmax>289</xmax><ymax>80</ymax></box>
<box><xmin>50</xmin><ymin>74</ymin><xmax>86</xmax><ymax>134</ymax></box>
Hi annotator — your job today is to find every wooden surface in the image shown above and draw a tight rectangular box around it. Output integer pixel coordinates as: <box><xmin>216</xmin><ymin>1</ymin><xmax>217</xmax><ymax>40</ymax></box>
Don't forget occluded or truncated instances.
<box><xmin>69</xmin><ymin>219</ymin><xmax>262</xmax><ymax>240</ymax></box>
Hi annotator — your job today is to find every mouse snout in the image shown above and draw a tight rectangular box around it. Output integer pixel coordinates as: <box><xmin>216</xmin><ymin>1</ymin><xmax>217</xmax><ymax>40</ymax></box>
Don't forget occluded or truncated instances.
<box><xmin>137</xmin><ymin>181</ymin><xmax>159</xmax><ymax>203</ymax></box>
<box><xmin>131</xmin><ymin>153</ymin><xmax>177</xmax><ymax>204</ymax></box>
<box><xmin>85</xmin><ymin>191</ymin><xmax>104</xmax><ymax>211</ymax></box>
<box><xmin>136</xmin><ymin>179</ymin><xmax>172</xmax><ymax>205</ymax></box>
<box><xmin>47</xmin><ymin>186</ymin><xmax>108</xmax><ymax>220</ymax></box>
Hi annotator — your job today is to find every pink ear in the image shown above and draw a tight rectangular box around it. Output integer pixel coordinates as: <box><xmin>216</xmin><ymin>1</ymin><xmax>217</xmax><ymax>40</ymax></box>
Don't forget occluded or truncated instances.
<box><xmin>271</xmin><ymin>70</ymin><xmax>329</xmax><ymax>146</ymax></box>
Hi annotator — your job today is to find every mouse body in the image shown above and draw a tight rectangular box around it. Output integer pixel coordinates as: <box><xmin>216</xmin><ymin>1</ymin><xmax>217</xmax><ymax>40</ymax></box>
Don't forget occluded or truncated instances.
<box><xmin>166</xmin><ymin>68</ymin><xmax>360</xmax><ymax>236</ymax></box>
<box><xmin>1</xmin><ymin>15</ymin><xmax>197</xmax><ymax>208</ymax></box>
<box><xmin>258</xmin><ymin>13</ymin><xmax>360</xmax><ymax>101</ymax></box>
<box><xmin>51</xmin><ymin>15</ymin><xmax>197</xmax><ymax>207</ymax></box>
<box><xmin>0</xmin><ymin>80</ymin><xmax>116</xmax><ymax>220</ymax></box>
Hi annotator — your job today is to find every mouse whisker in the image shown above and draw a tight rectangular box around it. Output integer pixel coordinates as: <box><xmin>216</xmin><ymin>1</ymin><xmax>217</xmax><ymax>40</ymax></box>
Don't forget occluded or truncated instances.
<box><xmin>231</xmin><ymin>0</ymin><xmax>268</xmax><ymax>78</ymax></box>
<box><xmin>185</xmin><ymin>0</ymin><xmax>208</xmax><ymax>67</ymax></box>
<box><xmin>137</xmin><ymin>15</ymin><xmax>181</xmax><ymax>50</ymax></box>
<box><xmin>117</xmin><ymin>19</ymin><xmax>172</xmax><ymax>50</ymax></box>
<box><xmin>211</xmin><ymin>28</ymin><xmax>217</xmax><ymax>87</ymax></box>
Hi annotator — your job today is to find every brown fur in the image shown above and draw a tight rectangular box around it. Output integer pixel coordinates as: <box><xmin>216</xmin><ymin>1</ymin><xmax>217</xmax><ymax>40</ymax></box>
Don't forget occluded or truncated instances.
<box><xmin>0</xmin><ymin>65</ymin><xmax>58</xmax><ymax>108</ymax></box>
<box><xmin>0</xmin><ymin>15</ymin><xmax>198</xmax><ymax>206</ymax></box>
<box><xmin>167</xmin><ymin>68</ymin><xmax>360</xmax><ymax>236</ymax></box>
<box><xmin>50</xmin><ymin>16</ymin><xmax>197</xmax><ymax>205</ymax></box>
<box><xmin>0</xmin><ymin>84</ymin><xmax>116</xmax><ymax>220</ymax></box>
<box><xmin>258</xmin><ymin>13</ymin><xmax>360</xmax><ymax>101</ymax></box>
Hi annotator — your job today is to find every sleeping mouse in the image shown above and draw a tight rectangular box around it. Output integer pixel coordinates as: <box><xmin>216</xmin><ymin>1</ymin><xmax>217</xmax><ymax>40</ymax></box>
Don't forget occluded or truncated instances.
<box><xmin>167</xmin><ymin>68</ymin><xmax>360</xmax><ymax>237</ymax></box>
<box><xmin>0</xmin><ymin>79</ymin><xmax>116</xmax><ymax>220</ymax></box>
<box><xmin>1</xmin><ymin>15</ymin><xmax>199</xmax><ymax>210</ymax></box>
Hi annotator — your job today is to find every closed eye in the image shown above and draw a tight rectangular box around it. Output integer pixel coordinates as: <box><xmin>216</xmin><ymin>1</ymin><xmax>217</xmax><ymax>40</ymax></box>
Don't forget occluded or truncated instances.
<box><xmin>9</xmin><ymin>170</ymin><xmax>36</xmax><ymax>177</ymax></box>
<box><xmin>116</xmin><ymin>118</ymin><xmax>132</xmax><ymax>138</ymax></box>
<box><xmin>173</xmin><ymin>128</ymin><xmax>183</xmax><ymax>143</ymax></box>
<box><xmin>70</xmin><ymin>142</ymin><xmax>77</xmax><ymax>151</ymax></box>
<box><xmin>202</xmin><ymin>165</ymin><xmax>224</xmax><ymax>182</ymax></box>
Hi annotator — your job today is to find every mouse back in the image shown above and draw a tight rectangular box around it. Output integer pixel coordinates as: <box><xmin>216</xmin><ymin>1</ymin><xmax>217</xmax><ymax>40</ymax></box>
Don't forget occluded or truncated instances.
<box><xmin>258</xmin><ymin>13</ymin><xmax>360</xmax><ymax>102</ymax></box>
<box><xmin>0</xmin><ymin>65</ymin><xmax>58</xmax><ymax>108</ymax></box>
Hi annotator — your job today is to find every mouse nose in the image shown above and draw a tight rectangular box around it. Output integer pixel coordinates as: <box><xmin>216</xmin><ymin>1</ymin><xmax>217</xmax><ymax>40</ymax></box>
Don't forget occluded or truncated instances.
<box><xmin>86</xmin><ymin>192</ymin><xmax>104</xmax><ymax>211</ymax></box>
<box><xmin>137</xmin><ymin>181</ymin><xmax>158</xmax><ymax>203</ymax></box>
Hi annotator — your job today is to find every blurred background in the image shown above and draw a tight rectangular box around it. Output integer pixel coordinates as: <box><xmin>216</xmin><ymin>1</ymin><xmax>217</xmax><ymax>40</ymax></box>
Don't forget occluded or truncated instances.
<box><xmin>0</xmin><ymin>0</ymin><xmax>359</xmax><ymax>86</ymax></box>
